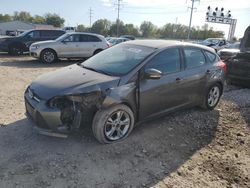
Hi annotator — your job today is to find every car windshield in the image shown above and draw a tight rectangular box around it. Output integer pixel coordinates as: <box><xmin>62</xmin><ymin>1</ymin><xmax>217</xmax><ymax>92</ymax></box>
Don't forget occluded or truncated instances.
<box><xmin>81</xmin><ymin>44</ymin><xmax>155</xmax><ymax>76</ymax></box>
<box><xmin>55</xmin><ymin>33</ymin><xmax>69</xmax><ymax>41</ymax></box>
<box><xmin>18</xmin><ymin>30</ymin><xmax>32</xmax><ymax>37</ymax></box>
<box><xmin>203</xmin><ymin>38</ymin><xmax>220</xmax><ymax>45</ymax></box>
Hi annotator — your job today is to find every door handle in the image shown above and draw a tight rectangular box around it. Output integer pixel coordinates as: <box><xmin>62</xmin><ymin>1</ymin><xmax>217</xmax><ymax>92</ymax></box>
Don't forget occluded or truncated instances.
<box><xmin>206</xmin><ymin>70</ymin><xmax>211</xmax><ymax>74</ymax></box>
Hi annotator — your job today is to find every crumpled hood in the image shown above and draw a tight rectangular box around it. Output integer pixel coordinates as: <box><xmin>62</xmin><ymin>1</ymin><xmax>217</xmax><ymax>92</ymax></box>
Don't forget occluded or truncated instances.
<box><xmin>29</xmin><ymin>64</ymin><xmax>120</xmax><ymax>100</ymax></box>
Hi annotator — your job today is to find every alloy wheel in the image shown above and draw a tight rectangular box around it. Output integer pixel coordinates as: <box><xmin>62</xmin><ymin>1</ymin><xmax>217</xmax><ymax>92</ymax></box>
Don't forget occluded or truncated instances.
<box><xmin>207</xmin><ymin>86</ymin><xmax>220</xmax><ymax>107</ymax></box>
<box><xmin>104</xmin><ymin>110</ymin><xmax>131</xmax><ymax>141</ymax></box>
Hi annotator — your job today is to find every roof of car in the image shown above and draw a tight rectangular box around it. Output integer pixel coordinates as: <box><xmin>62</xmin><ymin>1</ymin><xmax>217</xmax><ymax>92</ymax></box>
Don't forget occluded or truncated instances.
<box><xmin>67</xmin><ymin>32</ymin><xmax>104</xmax><ymax>38</ymax></box>
<box><xmin>125</xmin><ymin>40</ymin><xmax>215</xmax><ymax>52</ymax></box>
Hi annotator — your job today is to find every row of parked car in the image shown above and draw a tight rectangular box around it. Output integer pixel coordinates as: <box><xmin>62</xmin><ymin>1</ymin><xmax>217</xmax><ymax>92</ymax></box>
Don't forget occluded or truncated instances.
<box><xmin>0</xmin><ymin>29</ymin><xmax>134</xmax><ymax>63</ymax></box>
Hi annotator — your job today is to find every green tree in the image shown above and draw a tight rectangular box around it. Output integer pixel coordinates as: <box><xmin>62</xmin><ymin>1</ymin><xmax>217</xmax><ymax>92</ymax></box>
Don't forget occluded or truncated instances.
<box><xmin>33</xmin><ymin>15</ymin><xmax>46</xmax><ymax>24</ymax></box>
<box><xmin>0</xmin><ymin>14</ymin><xmax>12</xmax><ymax>22</ymax></box>
<box><xmin>45</xmin><ymin>13</ymin><xmax>65</xmax><ymax>27</ymax></box>
<box><xmin>76</xmin><ymin>24</ymin><xmax>89</xmax><ymax>32</ymax></box>
<box><xmin>124</xmin><ymin>24</ymin><xmax>139</xmax><ymax>36</ymax></box>
<box><xmin>140</xmin><ymin>21</ymin><xmax>157</xmax><ymax>38</ymax></box>
<box><xmin>91</xmin><ymin>19</ymin><xmax>111</xmax><ymax>36</ymax></box>
<box><xmin>13</xmin><ymin>11</ymin><xmax>33</xmax><ymax>22</ymax></box>
<box><xmin>109</xmin><ymin>20</ymin><xmax>126</xmax><ymax>36</ymax></box>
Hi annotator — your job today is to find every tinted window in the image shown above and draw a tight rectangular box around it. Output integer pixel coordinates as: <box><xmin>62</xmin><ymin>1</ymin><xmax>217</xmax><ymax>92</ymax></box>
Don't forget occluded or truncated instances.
<box><xmin>64</xmin><ymin>34</ymin><xmax>80</xmax><ymax>42</ymax></box>
<box><xmin>184</xmin><ymin>48</ymin><xmax>206</xmax><ymax>69</ymax></box>
<box><xmin>204</xmin><ymin>51</ymin><xmax>217</xmax><ymax>63</ymax></box>
<box><xmin>88</xmin><ymin>35</ymin><xmax>101</xmax><ymax>42</ymax></box>
<box><xmin>27</xmin><ymin>31</ymin><xmax>40</xmax><ymax>39</ymax></box>
<box><xmin>79</xmin><ymin>35</ymin><xmax>89</xmax><ymax>42</ymax></box>
<box><xmin>146</xmin><ymin>48</ymin><xmax>181</xmax><ymax>74</ymax></box>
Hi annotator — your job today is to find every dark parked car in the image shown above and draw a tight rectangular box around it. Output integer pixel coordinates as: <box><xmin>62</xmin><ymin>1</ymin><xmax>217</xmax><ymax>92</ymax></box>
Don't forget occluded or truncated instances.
<box><xmin>217</xmin><ymin>42</ymin><xmax>240</xmax><ymax>60</ymax></box>
<box><xmin>0</xmin><ymin>29</ymin><xmax>65</xmax><ymax>55</ymax></box>
<box><xmin>25</xmin><ymin>40</ymin><xmax>226</xmax><ymax>143</ymax></box>
<box><xmin>225</xmin><ymin>26</ymin><xmax>250</xmax><ymax>87</ymax></box>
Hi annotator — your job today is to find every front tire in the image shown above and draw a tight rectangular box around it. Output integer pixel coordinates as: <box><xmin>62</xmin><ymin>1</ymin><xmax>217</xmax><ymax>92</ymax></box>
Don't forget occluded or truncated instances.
<box><xmin>201</xmin><ymin>84</ymin><xmax>222</xmax><ymax>110</ymax></box>
<box><xmin>40</xmin><ymin>49</ymin><xmax>57</xmax><ymax>63</ymax></box>
<box><xmin>92</xmin><ymin>104</ymin><xmax>135</xmax><ymax>144</ymax></box>
<box><xmin>93</xmin><ymin>49</ymin><xmax>102</xmax><ymax>56</ymax></box>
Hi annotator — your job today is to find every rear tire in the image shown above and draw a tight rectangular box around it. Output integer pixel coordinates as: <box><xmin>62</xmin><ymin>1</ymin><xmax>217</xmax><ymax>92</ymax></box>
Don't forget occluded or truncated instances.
<box><xmin>40</xmin><ymin>49</ymin><xmax>57</xmax><ymax>63</ymax></box>
<box><xmin>93</xmin><ymin>49</ymin><xmax>102</xmax><ymax>56</ymax></box>
<box><xmin>92</xmin><ymin>104</ymin><xmax>135</xmax><ymax>144</ymax></box>
<box><xmin>201</xmin><ymin>83</ymin><xmax>222</xmax><ymax>110</ymax></box>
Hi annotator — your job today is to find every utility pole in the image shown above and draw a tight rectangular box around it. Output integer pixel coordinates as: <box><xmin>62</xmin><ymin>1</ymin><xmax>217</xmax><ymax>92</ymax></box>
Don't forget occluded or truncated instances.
<box><xmin>89</xmin><ymin>7</ymin><xmax>93</xmax><ymax>29</ymax></box>
<box><xmin>187</xmin><ymin>0</ymin><xmax>197</xmax><ymax>40</ymax></box>
<box><xmin>116</xmin><ymin>0</ymin><xmax>121</xmax><ymax>37</ymax></box>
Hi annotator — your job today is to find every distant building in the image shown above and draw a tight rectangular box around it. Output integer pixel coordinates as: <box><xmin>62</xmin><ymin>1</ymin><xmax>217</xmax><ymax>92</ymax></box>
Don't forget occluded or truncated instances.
<box><xmin>0</xmin><ymin>21</ymin><xmax>55</xmax><ymax>35</ymax></box>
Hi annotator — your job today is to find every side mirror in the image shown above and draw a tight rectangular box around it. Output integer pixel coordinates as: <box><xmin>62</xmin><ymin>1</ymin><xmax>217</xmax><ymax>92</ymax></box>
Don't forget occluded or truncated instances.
<box><xmin>145</xmin><ymin>68</ymin><xmax>162</xmax><ymax>80</ymax></box>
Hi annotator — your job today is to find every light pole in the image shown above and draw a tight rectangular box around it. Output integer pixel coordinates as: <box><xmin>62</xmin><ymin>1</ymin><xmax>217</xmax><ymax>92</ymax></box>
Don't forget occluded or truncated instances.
<box><xmin>187</xmin><ymin>0</ymin><xmax>195</xmax><ymax>40</ymax></box>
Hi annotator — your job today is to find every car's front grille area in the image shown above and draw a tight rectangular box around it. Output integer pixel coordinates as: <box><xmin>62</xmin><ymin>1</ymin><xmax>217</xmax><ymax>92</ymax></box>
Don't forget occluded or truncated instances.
<box><xmin>27</xmin><ymin>88</ymin><xmax>41</xmax><ymax>103</ymax></box>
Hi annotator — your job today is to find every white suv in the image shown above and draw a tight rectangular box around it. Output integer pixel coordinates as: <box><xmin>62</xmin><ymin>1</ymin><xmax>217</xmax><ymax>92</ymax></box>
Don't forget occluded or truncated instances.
<box><xmin>29</xmin><ymin>32</ymin><xmax>109</xmax><ymax>63</ymax></box>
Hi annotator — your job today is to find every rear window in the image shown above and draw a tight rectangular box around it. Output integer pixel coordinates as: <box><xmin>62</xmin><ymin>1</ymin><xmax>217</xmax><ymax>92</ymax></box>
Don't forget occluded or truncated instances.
<box><xmin>88</xmin><ymin>35</ymin><xmax>102</xmax><ymax>42</ymax></box>
<box><xmin>204</xmin><ymin>51</ymin><xmax>219</xmax><ymax>63</ymax></box>
<box><xmin>184</xmin><ymin>48</ymin><xmax>206</xmax><ymax>69</ymax></box>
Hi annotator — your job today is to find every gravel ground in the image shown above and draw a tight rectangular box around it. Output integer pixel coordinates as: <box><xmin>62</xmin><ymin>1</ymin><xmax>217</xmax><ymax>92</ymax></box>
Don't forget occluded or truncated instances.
<box><xmin>0</xmin><ymin>54</ymin><xmax>249</xmax><ymax>188</ymax></box>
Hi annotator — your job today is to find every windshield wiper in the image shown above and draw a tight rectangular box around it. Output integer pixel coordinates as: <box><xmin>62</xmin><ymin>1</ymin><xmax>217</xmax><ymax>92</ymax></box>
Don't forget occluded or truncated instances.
<box><xmin>81</xmin><ymin>65</ymin><xmax>113</xmax><ymax>76</ymax></box>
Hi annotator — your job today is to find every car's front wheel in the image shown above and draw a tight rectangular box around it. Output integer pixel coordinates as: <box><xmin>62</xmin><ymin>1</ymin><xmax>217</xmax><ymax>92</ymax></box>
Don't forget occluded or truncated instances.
<box><xmin>202</xmin><ymin>84</ymin><xmax>222</xmax><ymax>110</ymax></box>
<box><xmin>92</xmin><ymin>104</ymin><xmax>135</xmax><ymax>144</ymax></box>
<box><xmin>40</xmin><ymin>49</ymin><xmax>57</xmax><ymax>63</ymax></box>
<box><xmin>9</xmin><ymin>46</ymin><xmax>24</xmax><ymax>56</ymax></box>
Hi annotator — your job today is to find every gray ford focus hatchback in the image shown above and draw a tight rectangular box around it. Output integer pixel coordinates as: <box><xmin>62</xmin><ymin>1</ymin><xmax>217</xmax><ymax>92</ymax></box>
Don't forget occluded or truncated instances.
<box><xmin>25</xmin><ymin>40</ymin><xmax>226</xmax><ymax>143</ymax></box>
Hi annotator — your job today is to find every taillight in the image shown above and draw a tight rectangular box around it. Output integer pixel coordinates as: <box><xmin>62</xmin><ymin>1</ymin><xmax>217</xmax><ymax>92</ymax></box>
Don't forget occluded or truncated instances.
<box><xmin>217</xmin><ymin>60</ymin><xmax>227</xmax><ymax>73</ymax></box>
<box><xmin>107</xmin><ymin>42</ymin><xmax>111</xmax><ymax>48</ymax></box>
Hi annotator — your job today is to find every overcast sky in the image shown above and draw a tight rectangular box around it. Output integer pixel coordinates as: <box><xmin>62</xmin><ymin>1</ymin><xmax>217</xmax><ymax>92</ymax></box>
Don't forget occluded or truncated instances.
<box><xmin>1</xmin><ymin>0</ymin><xmax>250</xmax><ymax>38</ymax></box>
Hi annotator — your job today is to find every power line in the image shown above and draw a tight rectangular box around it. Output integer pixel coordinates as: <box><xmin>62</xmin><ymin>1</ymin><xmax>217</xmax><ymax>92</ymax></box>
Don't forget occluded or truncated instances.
<box><xmin>187</xmin><ymin>0</ymin><xmax>199</xmax><ymax>40</ymax></box>
<box><xmin>89</xmin><ymin>7</ymin><xmax>93</xmax><ymax>28</ymax></box>
<box><xmin>115</xmin><ymin>0</ymin><xmax>122</xmax><ymax>37</ymax></box>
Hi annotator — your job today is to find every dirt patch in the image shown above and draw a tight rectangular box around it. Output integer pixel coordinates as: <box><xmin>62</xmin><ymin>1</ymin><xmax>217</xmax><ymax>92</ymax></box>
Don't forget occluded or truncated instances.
<box><xmin>0</xmin><ymin>55</ymin><xmax>249</xmax><ymax>188</ymax></box>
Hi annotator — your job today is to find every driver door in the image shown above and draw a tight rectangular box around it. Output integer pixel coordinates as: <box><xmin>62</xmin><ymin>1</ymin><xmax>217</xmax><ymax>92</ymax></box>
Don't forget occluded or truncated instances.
<box><xmin>58</xmin><ymin>34</ymin><xmax>80</xmax><ymax>57</ymax></box>
<box><xmin>139</xmin><ymin>48</ymin><xmax>187</xmax><ymax>119</ymax></box>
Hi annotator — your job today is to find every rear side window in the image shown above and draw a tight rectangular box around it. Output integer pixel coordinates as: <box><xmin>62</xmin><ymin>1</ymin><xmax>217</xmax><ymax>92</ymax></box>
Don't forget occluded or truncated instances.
<box><xmin>184</xmin><ymin>48</ymin><xmax>206</xmax><ymax>69</ymax></box>
<box><xmin>88</xmin><ymin>35</ymin><xmax>102</xmax><ymax>42</ymax></box>
<box><xmin>40</xmin><ymin>30</ymin><xmax>65</xmax><ymax>38</ymax></box>
<box><xmin>79</xmin><ymin>34</ymin><xmax>89</xmax><ymax>42</ymax></box>
<box><xmin>204</xmin><ymin>51</ymin><xmax>219</xmax><ymax>63</ymax></box>
<box><xmin>146</xmin><ymin>48</ymin><xmax>181</xmax><ymax>74</ymax></box>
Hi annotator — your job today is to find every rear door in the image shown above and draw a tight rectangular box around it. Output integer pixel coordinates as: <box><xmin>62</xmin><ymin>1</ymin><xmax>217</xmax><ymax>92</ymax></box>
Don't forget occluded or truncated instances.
<box><xmin>139</xmin><ymin>47</ymin><xmax>187</xmax><ymax>118</ymax></box>
<box><xmin>181</xmin><ymin>47</ymin><xmax>211</xmax><ymax>103</ymax></box>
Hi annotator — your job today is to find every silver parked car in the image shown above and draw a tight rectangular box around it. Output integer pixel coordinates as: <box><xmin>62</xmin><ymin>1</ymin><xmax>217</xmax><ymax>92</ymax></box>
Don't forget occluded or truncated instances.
<box><xmin>29</xmin><ymin>32</ymin><xmax>109</xmax><ymax>63</ymax></box>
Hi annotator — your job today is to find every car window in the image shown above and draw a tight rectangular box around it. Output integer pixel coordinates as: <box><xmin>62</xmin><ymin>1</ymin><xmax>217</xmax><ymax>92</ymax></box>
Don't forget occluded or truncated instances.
<box><xmin>145</xmin><ymin>48</ymin><xmax>181</xmax><ymax>74</ymax></box>
<box><xmin>27</xmin><ymin>31</ymin><xmax>40</xmax><ymax>39</ymax></box>
<box><xmin>64</xmin><ymin>34</ymin><xmax>80</xmax><ymax>42</ymax></box>
<box><xmin>79</xmin><ymin>34</ymin><xmax>89</xmax><ymax>42</ymax></box>
<box><xmin>184</xmin><ymin>48</ymin><xmax>206</xmax><ymax>69</ymax></box>
<box><xmin>204</xmin><ymin>51</ymin><xmax>218</xmax><ymax>63</ymax></box>
<box><xmin>88</xmin><ymin>35</ymin><xmax>102</xmax><ymax>42</ymax></box>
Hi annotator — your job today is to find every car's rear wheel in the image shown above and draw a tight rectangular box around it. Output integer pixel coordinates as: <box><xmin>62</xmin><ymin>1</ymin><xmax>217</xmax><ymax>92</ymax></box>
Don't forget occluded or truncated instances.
<box><xmin>202</xmin><ymin>84</ymin><xmax>222</xmax><ymax>110</ymax></box>
<box><xmin>93</xmin><ymin>49</ymin><xmax>102</xmax><ymax>56</ymax></box>
<box><xmin>40</xmin><ymin>49</ymin><xmax>57</xmax><ymax>63</ymax></box>
<box><xmin>92</xmin><ymin>104</ymin><xmax>135</xmax><ymax>144</ymax></box>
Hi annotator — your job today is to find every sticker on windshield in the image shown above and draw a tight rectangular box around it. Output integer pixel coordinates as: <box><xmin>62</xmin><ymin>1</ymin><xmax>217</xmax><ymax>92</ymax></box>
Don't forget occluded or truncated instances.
<box><xmin>127</xmin><ymin>48</ymin><xmax>142</xmax><ymax>53</ymax></box>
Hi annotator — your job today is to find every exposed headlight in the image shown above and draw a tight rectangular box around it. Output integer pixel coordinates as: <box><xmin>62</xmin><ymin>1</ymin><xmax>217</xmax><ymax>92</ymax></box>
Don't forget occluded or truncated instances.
<box><xmin>30</xmin><ymin>45</ymin><xmax>40</xmax><ymax>50</ymax></box>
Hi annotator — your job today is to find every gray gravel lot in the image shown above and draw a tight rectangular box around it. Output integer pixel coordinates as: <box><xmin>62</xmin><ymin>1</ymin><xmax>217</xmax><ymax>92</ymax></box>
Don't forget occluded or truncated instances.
<box><xmin>0</xmin><ymin>54</ymin><xmax>249</xmax><ymax>188</ymax></box>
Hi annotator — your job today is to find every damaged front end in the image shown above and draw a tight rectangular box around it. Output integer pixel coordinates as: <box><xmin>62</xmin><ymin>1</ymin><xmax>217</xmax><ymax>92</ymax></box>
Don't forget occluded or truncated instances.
<box><xmin>25</xmin><ymin>88</ymin><xmax>105</xmax><ymax>137</ymax></box>
<box><xmin>47</xmin><ymin>91</ymin><xmax>105</xmax><ymax>132</ymax></box>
